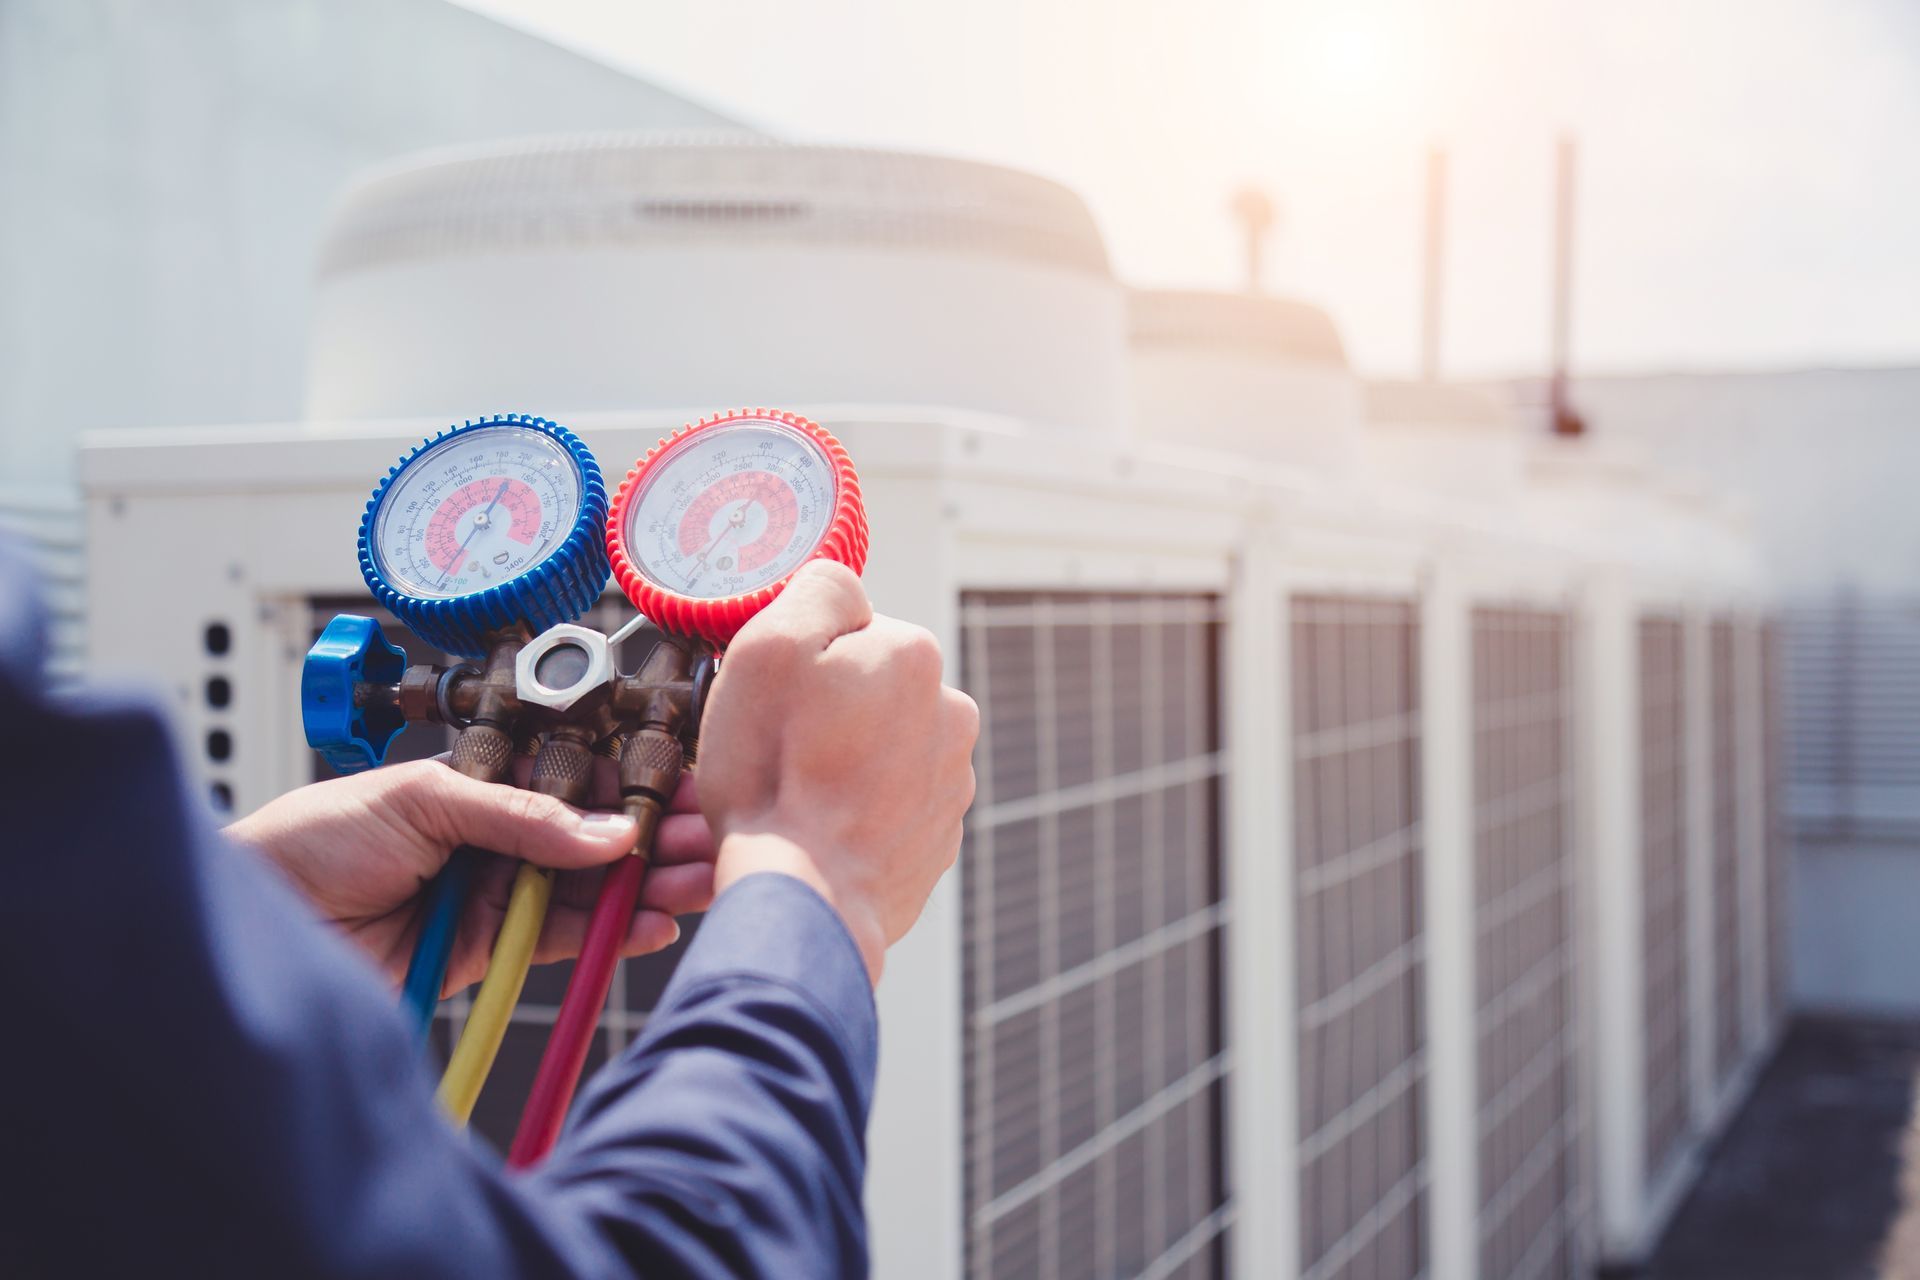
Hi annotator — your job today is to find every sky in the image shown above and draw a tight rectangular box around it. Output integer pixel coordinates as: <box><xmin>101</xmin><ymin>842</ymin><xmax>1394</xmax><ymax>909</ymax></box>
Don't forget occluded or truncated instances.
<box><xmin>450</xmin><ymin>0</ymin><xmax>1920</xmax><ymax>380</ymax></box>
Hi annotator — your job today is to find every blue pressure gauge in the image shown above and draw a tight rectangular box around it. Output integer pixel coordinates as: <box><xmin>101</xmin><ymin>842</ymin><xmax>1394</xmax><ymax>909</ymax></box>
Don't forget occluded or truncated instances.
<box><xmin>358</xmin><ymin>414</ymin><xmax>610</xmax><ymax>657</ymax></box>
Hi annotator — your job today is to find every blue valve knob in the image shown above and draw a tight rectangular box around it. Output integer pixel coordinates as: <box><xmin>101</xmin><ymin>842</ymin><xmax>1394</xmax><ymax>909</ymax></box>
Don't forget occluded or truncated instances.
<box><xmin>303</xmin><ymin>614</ymin><xmax>408</xmax><ymax>774</ymax></box>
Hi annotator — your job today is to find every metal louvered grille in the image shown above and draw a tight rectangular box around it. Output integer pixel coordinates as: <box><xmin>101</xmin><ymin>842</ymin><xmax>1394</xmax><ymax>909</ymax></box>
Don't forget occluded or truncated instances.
<box><xmin>1785</xmin><ymin>595</ymin><xmax>1920</xmax><ymax>839</ymax></box>
<box><xmin>1639</xmin><ymin>616</ymin><xmax>1690</xmax><ymax>1179</ymax></box>
<box><xmin>1710</xmin><ymin>620</ymin><xmax>1742</xmax><ymax>1082</ymax></box>
<box><xmin>960</xmin><ymin>593</ymin><xmax>1230</xmax><ymax>1280</ymax></box>
<box><xmin>304</xmin><ymin>596</ymin><xmax>699</xmax><ymax>1151</ymax></box>
<box><xmin>1290</xmin><ymin>595</ymin><xmax>1427</xmax><ymax>1280</ymax></box>
<box><xmin>1470</xmin><ymin>608</ymin><xmax>1585</xmax><ymax>1280</ymax></box>
<box><xmin>1761</xmin><ymin>623</ymin><xmax>1790</xmax><ymax>1018</ymax></box>
<box><xmin>0</xmin><ymin>489</ymin><xmax>84</xmax><ymax>688</ymax></box>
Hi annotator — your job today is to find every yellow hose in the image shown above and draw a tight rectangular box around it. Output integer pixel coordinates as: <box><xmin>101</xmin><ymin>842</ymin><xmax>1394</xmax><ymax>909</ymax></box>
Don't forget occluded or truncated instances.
<box><xmin>437</xmin><ymin>862</ymin><xmax>552</xmax><ymax>1125</ymax></box>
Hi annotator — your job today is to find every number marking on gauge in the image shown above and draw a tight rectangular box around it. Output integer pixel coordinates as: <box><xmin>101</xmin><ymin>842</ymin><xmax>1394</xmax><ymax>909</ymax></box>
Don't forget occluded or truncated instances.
<box><xmin>371</xmin><ymin>426</ymin><xmax>583</xmax><ymax>600</ymax></box>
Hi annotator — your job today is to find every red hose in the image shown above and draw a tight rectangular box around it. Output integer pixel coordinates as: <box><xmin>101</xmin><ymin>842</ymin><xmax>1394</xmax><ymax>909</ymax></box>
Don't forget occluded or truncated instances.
<box><xmin>508</xmin><ymin>853</ymin><xmax>647</xmax><ymax>1167</ymax></box>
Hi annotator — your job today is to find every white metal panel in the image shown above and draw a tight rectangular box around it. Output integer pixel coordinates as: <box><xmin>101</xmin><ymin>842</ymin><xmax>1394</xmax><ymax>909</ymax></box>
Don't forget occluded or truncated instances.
<box><xmin>1228</xmin><ymin>532</ymin><xmax>1295</xmax><ymax>1280</ymax></box>
<box><xmin>1583</xmin><ymin>573</ymin><xmax>1649</xmax><ymax>1261</ymax></box>
<box><xmin>1424</xmin><ymin>568</ymin><xmax>1478</xmax><ymax>1280</ymax></box>
<box><xmin>862</xmin><ymin>469</ymin><xmax>968</xmax><ymax>1280</ymax></box>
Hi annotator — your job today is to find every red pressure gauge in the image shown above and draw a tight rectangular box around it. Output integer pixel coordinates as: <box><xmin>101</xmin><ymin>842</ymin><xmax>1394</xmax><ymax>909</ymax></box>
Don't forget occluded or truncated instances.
<box><xmin>607</xmin><ymin>409</ymin><xmax>869</xmax><ymax>646</ymax></box>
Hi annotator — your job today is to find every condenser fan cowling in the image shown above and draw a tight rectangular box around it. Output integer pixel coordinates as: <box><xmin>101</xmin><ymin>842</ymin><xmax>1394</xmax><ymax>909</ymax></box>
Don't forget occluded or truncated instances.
<box><xmin>307</xmin><ymin>134</ymin><xmax>1128</xmax><ymax>435</ymax></box>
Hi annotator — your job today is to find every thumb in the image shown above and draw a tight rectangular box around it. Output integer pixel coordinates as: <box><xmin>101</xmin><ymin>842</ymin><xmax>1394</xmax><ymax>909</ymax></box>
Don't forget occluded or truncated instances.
<box><xmin>417</xmin><ymin>766</ymin><xmax>637</xmax><ymax>870</ymax></box>
<box><xmin>742</xmin><ymin>559</ymin><xmax>873</xmax><ymax>651</ymax></box>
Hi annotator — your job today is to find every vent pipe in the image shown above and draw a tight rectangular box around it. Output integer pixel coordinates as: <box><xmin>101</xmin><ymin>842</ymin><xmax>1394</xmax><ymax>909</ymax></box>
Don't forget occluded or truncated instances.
<box><xmin>1231</xmin><ymin>187</ymin><xmax>1277</xmax><ymax>294</ymax></box>
<box><xmin>1421</xmin><ymin>145</ymin><xmax>1446</xmax><ymax>381</ymax></box>
<box><xmin>1549</xmin><ymin>136</ymin><xmax>1587</xmax><ymax>437</ymax></box>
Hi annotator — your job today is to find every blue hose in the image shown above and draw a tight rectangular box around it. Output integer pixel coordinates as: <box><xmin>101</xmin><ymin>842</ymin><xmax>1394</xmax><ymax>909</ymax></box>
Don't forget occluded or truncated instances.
<box><xmin>400</xmin><ymin>849</ymin><xmax>475</xmax><ymax>1042</ymax></box>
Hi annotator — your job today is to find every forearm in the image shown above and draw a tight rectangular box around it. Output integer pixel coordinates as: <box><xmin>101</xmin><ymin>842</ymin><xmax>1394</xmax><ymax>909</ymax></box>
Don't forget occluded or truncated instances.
<box><xmin>534</xmin><ymin>873</ymin><xmax>879</xmax><ymax>1279</ymax></box>
<box><xmin>712</xmin><ymin>832</ymin><xmax>889</xmax><ymax>983</ymax></box>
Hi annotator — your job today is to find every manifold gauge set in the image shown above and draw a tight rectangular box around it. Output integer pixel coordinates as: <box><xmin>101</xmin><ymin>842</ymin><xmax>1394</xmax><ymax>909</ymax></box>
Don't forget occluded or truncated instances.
<box><xmin>300</xmin><ymin>409</ymin><xmax>868</xmax><ymax>1165</ymax></box>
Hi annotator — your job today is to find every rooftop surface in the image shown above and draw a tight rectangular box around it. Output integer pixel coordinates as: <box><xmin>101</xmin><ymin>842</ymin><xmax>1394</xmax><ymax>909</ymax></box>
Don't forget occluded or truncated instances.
<box><xmin>1640</xmin><ymin>1016</ymin><xmax>1920</xmax><ymax>1280</ymax></box>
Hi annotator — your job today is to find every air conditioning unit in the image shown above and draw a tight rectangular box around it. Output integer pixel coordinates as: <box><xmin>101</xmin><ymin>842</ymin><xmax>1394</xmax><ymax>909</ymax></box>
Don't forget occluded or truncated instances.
<box><xmin>78</xmin><ymin>136</ymin><xmax>1787</xmax><ymax>1280</ymax></box>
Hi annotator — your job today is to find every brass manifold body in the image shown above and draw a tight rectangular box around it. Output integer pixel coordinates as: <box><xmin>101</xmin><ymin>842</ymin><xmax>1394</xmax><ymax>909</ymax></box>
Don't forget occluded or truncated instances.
<box><xmin>359</xmin><ymin>624</ymin><xmax>705</xmax><ymax>829</ymax></box>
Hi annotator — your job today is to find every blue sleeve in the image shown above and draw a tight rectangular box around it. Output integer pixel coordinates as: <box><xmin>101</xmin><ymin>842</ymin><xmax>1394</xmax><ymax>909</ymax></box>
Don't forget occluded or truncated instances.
<box><xmin>0</xmin><ymin>547</ymin><xmax>877</xmax><ymax>1279</ymax></box>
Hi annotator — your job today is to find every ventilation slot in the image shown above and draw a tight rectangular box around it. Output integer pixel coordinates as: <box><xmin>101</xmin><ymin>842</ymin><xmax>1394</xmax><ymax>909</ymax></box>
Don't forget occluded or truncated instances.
<box><xmin>1639</xmin><ymin>615</ymin><xmax>1690</xmax><ymax>1180</ymax></box>
<box><xmin>1710</xmin><ymin>618</ymin><xmax>1743</xmax><ymax>1082</ymax></box>
<box><xmin>1291</xmin><ymin>594</ymin><xmax>1426</xmax><ymax>1280</ymax></box>
<box><xmin>1470</xmin><ymin>607</ymin><xmax>1587</xmax><ymax>1279</ymax></box>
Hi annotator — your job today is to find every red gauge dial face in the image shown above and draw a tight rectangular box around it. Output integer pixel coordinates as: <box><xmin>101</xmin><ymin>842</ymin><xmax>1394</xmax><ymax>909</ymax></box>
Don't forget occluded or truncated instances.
<box><xmin>370</xmin><ymin>425</ymin><xmax>583</xmax><ymax>599</ymax></box>
<box><xmin>675</xmin><ymin>469</ymin><xmax>801</xmax><ymax>581</ymax></box>
<box><xmin>624</xmin><ymin>418</ymin><xmax>838</xmax><ymax>600</ymax></box>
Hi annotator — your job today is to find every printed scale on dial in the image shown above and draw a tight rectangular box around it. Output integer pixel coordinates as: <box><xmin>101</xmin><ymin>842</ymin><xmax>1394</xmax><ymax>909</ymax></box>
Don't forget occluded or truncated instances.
<box><xmin>370</xmin><ymin>425</ymin><xmax>583</xmax><ymax>600</ymax></box>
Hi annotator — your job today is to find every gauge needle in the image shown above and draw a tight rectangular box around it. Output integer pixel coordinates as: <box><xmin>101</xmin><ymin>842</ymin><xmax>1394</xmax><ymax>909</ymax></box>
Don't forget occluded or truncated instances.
<box><xmin>439</xmin><ymin>480</ymin><xmax>511</xmax><ymax>588</ymax></box>
<box><xmin>686</xmin><ymin>502</ymin><xmax>750</xmax><ymax>590</ymax></box>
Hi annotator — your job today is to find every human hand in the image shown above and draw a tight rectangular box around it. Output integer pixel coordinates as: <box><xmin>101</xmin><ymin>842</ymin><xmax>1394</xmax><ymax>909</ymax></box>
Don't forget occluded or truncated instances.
<box><xmin>226</xmin><ymin>759</ymin><xmax>717</xmax><ymax>992</ymax></box>
<box><xmin>697</xmin><ymin>561</ymin><xmax>979</xmax><ymax>983</ymax></box>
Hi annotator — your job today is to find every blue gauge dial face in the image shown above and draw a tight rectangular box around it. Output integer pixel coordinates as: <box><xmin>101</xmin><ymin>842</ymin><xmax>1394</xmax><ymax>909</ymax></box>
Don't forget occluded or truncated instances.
<box><xmin>371</xmin><ymin>426</ymin><xmax>583</xmax><ymax>600</ymax></box>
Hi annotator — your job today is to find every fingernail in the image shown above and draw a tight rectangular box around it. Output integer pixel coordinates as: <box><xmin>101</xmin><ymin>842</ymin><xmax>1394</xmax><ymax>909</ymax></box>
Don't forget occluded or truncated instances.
<box><xmin>578</xmin><ymin>812</ymin><xmax>636</xmax><ymax>837</ymax></box>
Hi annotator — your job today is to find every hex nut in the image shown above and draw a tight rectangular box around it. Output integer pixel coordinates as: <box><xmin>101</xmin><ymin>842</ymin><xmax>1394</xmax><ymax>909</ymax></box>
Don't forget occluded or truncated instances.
<box><xmin>515</xmin><ymin>623</ymin><xmax>614</xmax><ymax>712</ymax></box>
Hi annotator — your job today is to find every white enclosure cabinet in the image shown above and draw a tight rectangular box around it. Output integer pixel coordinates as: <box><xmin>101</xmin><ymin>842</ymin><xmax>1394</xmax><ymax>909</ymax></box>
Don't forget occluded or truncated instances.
<box><xmin>81</xmin><ymin>400</ymin><xmax>1778</xmax><ymax>1280</ymax></box>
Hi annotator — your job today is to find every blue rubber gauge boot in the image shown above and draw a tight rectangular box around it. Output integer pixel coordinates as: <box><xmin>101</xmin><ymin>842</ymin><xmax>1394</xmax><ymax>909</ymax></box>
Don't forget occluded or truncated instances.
<box><xmin>358</xmin><ymin>413</ymin><xmax>609</xmax><ymax>659</ymax></box>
